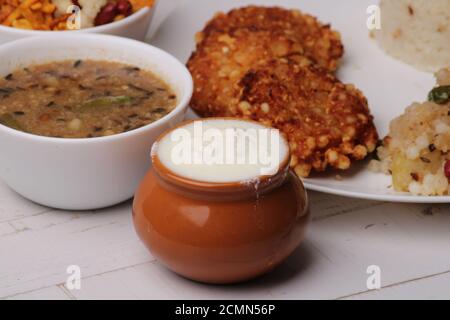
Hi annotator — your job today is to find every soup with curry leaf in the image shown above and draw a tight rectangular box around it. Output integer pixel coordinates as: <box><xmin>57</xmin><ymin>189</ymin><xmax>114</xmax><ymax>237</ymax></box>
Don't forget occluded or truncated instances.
<box><xmin>0</xmin><ymin>60</ymin><xmax>177</xmax><ymax>138</ymax></box>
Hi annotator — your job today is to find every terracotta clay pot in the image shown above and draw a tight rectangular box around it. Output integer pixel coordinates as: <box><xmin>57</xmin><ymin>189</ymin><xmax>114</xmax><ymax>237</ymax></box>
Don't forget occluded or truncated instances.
<box><xmin>132</xmin><ymin>119</ymin><xmax>310</xmax><ymax>284</ymax></box>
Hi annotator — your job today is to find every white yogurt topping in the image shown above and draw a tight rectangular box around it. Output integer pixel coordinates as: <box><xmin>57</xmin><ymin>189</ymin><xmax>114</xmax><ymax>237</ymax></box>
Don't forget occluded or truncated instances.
<box><xmin>154</xmin><ymin>119</ymin><xmax>289</xmax><ymax>183</ymax></box>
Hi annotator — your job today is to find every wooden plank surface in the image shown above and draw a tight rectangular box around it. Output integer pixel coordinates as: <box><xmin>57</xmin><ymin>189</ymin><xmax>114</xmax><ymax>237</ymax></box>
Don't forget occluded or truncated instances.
<box><xmin>2</xmin><ymin>170</ymin><xmax>450</xmax><ymax>300</ymax></box>
<box><xmin>1</xmin><ymin>0</ymin><xmax>450</xmax><ymax>300</ymax></box>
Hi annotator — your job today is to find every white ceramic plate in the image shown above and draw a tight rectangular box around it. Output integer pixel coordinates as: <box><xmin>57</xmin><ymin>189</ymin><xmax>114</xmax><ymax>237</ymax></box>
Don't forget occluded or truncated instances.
<box><xmin>151</xmin><ymin>0</ymin><xmax>450</xmax><ymax>203</ymax></box>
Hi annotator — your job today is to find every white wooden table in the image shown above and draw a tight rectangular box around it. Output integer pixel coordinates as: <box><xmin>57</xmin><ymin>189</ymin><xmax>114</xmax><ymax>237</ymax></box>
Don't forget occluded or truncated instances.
<box><xmin>1</xmin><ymin>0</ymin><xmax>450</xmax><ymax>300</ymax></box>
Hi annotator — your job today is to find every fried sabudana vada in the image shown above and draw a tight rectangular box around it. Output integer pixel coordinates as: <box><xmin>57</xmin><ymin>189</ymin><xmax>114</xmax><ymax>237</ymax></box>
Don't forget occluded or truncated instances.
<box><xmin>197</xmin><ymin>6</ymin><xmax>344</xmax><ymax>72</ymax></box>
<box><xmin>188</xmin><ymin>28</ymin><xmax>312</xmax><ymax>117</ymax></box>
<box><xmin>188</xmin><ymin>6</ymin><xmax>344</xmax><ymax>119</ymax></box>
<box><xmin>187</xmin><ymin>6</ymin><xmax>378</xmax><ymax>177</ymax></box>
<box><xmin>236</xmin><ymin>59</ymin><xmax>379</xmax><ymax>177</ymax></box>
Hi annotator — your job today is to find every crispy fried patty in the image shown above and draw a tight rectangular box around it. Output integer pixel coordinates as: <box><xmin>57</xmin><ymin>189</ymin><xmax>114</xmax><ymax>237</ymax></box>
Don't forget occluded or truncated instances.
<box><xmin>197</xmin><ymin>6</ymin><xmax>344</xmax><ymax>72</ymax></box>
<box><xmin>235</xmin><ymin>59</ymin><xmax>379</xmax><ymax>177</ymax></box>
<box><xmin>188</xmin><ymin>28</ymin><xmax>312</xmax><ymax>117</ymax></box>
<box><xmin>187</xmin><ymin>6</ymin><xmax>377</xmax><ymax>177</ymax></box>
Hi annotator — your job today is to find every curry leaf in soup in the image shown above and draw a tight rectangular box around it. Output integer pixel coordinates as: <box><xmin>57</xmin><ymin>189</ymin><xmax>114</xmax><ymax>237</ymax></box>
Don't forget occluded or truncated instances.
<box><xmin>0</xmin><ymin>88</ymin><xmax>14</xmax><ymax>95</ymax></box>
<box><xmin>428</xmin><ymin>86</ymin><xmax>450</xmax><ymax>104</ymax></box>
<box><xmin>74</xmin><ymin>60</ymin><xmax>83</xmax><ymax>68</ymax></box>
<box><xmin>0</xmin><ymin>113</ymin><xmax>25</xmax><ymax>132</ymax></box>
<box><xmin>0</xmin><ymin>60</ymin><xmax>177</xmax><ymax>139</ymax></box>
<box><xmin>76</xmin><ymin>96</ymin><xmax>135</xmax><ymax>113</ymax></box>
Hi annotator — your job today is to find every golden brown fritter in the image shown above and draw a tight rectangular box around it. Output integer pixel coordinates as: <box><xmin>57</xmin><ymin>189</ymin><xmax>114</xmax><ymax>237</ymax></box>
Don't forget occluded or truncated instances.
<box><xmin>197</xmin><ymin>6</ymin><xmax>344</xmax><ymax>72</ymax></box>
<box><xmin>235</xmin><ymin>59</ymin><xmax>379</xmax><ymax>177</ymax></box>
<box><xmin>187</xmin><ymin>6</ymin><xmax>376</xmax><ymax>177</ymax></box>
<box><xmin>188</xmin><ymin>28</ymin><xmax>312</xmax><ymax>117</ymax></box>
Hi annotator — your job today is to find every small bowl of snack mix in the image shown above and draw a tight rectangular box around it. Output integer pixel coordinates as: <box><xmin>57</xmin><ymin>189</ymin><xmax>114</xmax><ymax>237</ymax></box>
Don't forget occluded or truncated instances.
<box><xmin>0</xmin><ymin>0</ymin><xmax>156</xmax><ymax>43</ymax></box>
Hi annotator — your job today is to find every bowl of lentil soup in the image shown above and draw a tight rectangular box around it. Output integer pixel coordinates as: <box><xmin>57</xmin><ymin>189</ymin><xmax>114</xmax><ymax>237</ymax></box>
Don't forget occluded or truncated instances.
<box><xmin>0</xmin><ymin>34</ymin><xmax>193</xmax><ymax>210</ymax></box>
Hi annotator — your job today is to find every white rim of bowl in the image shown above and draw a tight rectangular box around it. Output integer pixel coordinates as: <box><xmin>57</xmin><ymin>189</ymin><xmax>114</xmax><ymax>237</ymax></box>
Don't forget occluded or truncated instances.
<box><xmin>0</xmin><ymin>33</ymin><xmax>193</xmax><ymax>144</ymax></box>
<box><xmin>0</xmin><ymin>6</ymin><xmax>153</xmax><ymax>35</ymax></box>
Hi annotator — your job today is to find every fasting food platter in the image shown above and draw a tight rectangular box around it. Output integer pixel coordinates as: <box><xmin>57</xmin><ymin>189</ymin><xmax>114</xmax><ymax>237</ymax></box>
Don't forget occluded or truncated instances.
<box><xmin>1</xmin><ymin>0</ymin><xmax>450</xmax><ymax>288</ymax></box>
<box><xmin>0</xmin><ymin>0</ymin><xmax>449</xmax><ymax>212</ymax></box>
<box><xmin>152</xmin><ymin>0</ymin><xmax>450</xmax><ymax>203</ymax></box>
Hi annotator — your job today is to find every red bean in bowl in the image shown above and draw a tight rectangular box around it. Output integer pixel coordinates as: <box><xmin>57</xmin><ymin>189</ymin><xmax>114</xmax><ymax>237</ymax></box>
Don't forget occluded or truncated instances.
<box><xmin>117</xmin><ymin>0</ymin><xmax>133</xmax><ymax>16</ymax></box>
<box><xmin>94</xmin><ymin>2</ymin><xmax>119</xmax><ymax>26</ymax></box>
<box><xmin>445</xmin><ymin>160</ymin><xmax>450</xmax><ymax>179</ymax></box>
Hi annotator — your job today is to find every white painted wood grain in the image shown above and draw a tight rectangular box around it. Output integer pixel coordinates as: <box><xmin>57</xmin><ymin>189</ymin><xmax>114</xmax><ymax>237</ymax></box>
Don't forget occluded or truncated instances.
<box><xmin>48</xmin><ymin>191</ymin><xmax>450</xmax><ymax>300</ymax></box>
<box><xmin>344</xmin><ymin>271</ymin><xmax>450</xmax><ymax>300</ymax></box>
<box><xmin>0</xmin><ymin>201</ymin><xmax>154</xmax><ymax>298</ymax></box>
<box><xmin>0</xmin><ymin>181</ymin><xmax>49</xmax><ymax>223</ymax></box>
<box><xmin>2</xmin><ymin>186</ymin><xmax>447</xmax><ymax>300</ymax></box>
<box><xmin>5</xmin><ymin>286</ymin><xmax>70</xmax><ymax>300</ymax></box>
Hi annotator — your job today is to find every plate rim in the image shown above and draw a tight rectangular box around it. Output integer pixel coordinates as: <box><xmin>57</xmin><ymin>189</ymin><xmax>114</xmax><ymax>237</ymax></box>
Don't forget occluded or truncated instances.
<box><xmin>304</xmin><ymin>182</ymin><xmax>450</xmax><ymax>203</ymax></box>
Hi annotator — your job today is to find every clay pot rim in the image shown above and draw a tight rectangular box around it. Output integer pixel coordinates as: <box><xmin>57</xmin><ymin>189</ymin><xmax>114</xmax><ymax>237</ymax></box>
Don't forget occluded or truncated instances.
<box><xmin>150</xmin><ymin>117</ymin><xmax>291</xmax><ymax>194</ymax></box>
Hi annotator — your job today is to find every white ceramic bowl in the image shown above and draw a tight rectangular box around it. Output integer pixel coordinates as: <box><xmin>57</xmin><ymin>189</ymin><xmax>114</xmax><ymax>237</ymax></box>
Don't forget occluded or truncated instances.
<box><xmin>0</xmin><ymin>5</ymin><xmax>156</xmax><ymax>44</ymax></box>
<box><xmin>0</xmin><ymin>34</ymin><xmax>193</xmax><ymax>210</ymax></box>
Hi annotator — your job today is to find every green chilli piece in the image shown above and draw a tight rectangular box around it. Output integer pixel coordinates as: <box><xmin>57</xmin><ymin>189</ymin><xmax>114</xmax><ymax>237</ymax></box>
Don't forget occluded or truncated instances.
<box><xmin>76</xmin><ymin>95</ymin><xmax>135</xmax><ymax>113</ymax></box>
<box><xmin>428</xmin><ymin>85</ymin><xmax>450</xmax><ymax>105</ymax></box>
<box><xmin>0</xmin><ymin>113</ymin><xmax>25</xmax><ymax>132</ymax></box>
